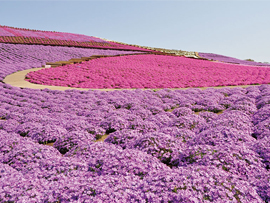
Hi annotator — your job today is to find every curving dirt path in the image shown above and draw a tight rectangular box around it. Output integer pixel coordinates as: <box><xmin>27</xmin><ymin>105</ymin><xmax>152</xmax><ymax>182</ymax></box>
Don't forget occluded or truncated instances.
<box><xmin>3</xmin><ymin>66</ymin><xmax>260</xmax><ymax>91</ymax></box>
<box><xmin>3</xmin><ymin>67</ymin><xmax>91</xmax><ymax>91</ymax></box>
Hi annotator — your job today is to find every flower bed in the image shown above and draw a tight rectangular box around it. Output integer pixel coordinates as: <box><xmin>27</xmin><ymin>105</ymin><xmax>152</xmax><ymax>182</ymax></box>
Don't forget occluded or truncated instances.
<box><xmin>198</xmin><ymin>52</ymin><xmax>270</xmax><ymax>66</ymax></box>
<box><xmin>0</xmin><ymin>25</ymin><xmax>107</xmax><ymax>42</ymax></box>
<box><xmin>0</xmin><ymin>25</ymin><xmax>152</xmax><ymax>51</ymax></box>
<box><xmin>1</xmin><ymin>25</ymin><xmax>270</xmax><ymax>202</ymax></box>
<box><xmin>26</xmin><ymin>54</ymin><xmax>270</xmax><ymax>89</ymax></box>
<box><xmin>0</xmin><ymin>43</ymin><xmax>142</xmax><ymax>81</ymax></box>
<box><xmin>0</xmin><ymin>82</ymin><xmax>270</xmax><ymax>202</ymax></box>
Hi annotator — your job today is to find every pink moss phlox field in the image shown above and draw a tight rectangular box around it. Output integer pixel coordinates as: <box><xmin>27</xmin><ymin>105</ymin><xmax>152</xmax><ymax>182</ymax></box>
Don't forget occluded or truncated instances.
<box><xmin>26</xmin><ymin>54</ymin><xmax>270</xmax><ymax>89</ymax></box>
<box><xmin>198</xmin><ymin>52</ymin><xmax>270</xmax><ymax>66</ymax></box>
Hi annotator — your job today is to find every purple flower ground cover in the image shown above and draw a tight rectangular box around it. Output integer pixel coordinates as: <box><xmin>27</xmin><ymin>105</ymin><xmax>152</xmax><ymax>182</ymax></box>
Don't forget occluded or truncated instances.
<box><xmin>0</xmin><ymin>40</ymin><xmax>270</xmax><ymax>202</ymax></box>
<box><xmin>0</xmin><ymin>43</ymin><xmax>142</xmax><ymax>81</ymax></box>
<box><xmin>198</xmin><ymin>52</ymin><xmax>270</xmax><ymax>66</ymax></box>
<box><xmin>0</xmin><ymin>81</ymin><xmax>270</xmax><ymax>202</ymax></box>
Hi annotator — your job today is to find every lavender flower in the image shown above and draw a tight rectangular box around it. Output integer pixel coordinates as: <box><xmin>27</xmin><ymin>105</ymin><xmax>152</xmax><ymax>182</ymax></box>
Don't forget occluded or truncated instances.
<box><xmin>171</xmin><ymin>107</ymin><xmax>193</xmax><ymax>117</ymax></box>
<box><xmin>207</xmin><ymin>110</ymin><xmax>253</xmax><ymax>134</ymax></box>
<box><xmin>15</xmin><ymin>121</ymin><xmax>43</xmax><ymax>138</ymax></box>
<box><xmin>227</xmin><ymin>103</ymin><xmax>257</xmax><ymax>115</ymax></box>
<box><xmin>131</xmin><ymin>132</ymin><xmax>186</xmax><ymax>166</ymax></box>
<box><xmin>54</xmin><ymin>130</ymin><xmax>95</xmax><ymax>154</ymax></box>
<box><xmin>143</xmin><ymin>165</ymin><xmax>264</xmax><ymax>202</ymax></box>
<box><xmin>188</xmin><ymin>126</ymin><xmax>256</xmax><ymax>147</ymax></box>
<box><xmin>198</xmin><ymin>111</ymin><xmax>218</xmax><ymax>122</ymax></box>
<box><xmin>252</xmin><ymin>104</ymin><xmax>270</xmax><ymax>125</ymax></box>
<box><xmin>65</xmin><ymin>142</ymin><xmax>169</xmax><ymax>178</ymax></box>
<box><xmin>104</xmin><ymin>129</ymin><xmax>143</xmax><ymax>149</ymax></box>
<box><xmin>177</xmin><ymin>144</ymin><xmax>266</xmax><ymax>181</ymax></box>
<box><xmin>0</xmin><ymin>108</ymin><xmax>9</xmax><ymax>119</ymax></box>
<box><xmin>169</xmin><ymin>114</ymin><xmax>206</xmax><ymax>133</ymax></box>
<box><xmin>253</xmin><ymin>117</ymin><xmax>270</xmax><ymax>139</ymax></box>
<box><xmin>27</xmin><ymin>124</ymin><xmax>68</xmax><ymax>144</ymax></box>
<box><xmin>100</xmin><ymin>115</ymin><xmax>130</xmax><ymax>133</ymax></box>
<box><xmin>128</xmin><ymin>119</ymin><xmax>159</xmax><ymax>134</ymax></box>
<box><xmin>160</xmin><ymin>127</ymin><xmax>196</xmax><ymax>143</ymax></box>
<box><xmin>0</xmin><ymin>119</ymin><xmax>19</xmax><ymax>133</ymax></box>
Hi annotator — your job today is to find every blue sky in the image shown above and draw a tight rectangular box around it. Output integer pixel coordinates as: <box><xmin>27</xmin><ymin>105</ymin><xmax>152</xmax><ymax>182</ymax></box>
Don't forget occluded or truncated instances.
<box><xmin>0</xmin><ymin>0</ymin><xmax>269</xmax><ymax>63</ymax></box>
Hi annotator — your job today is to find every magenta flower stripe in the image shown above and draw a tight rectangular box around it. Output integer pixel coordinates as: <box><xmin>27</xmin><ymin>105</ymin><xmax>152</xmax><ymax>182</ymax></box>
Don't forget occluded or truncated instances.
<box><xmin>26</xmin><ymin>54</ymin><xmax>270</xmax><ymax>88</ymax></box>
<box><xmin>0</xmin><ymin>25</ymin><xmax>152</xmax><ymax>51</ymax></box>
<box><xmin>0</xmin><ymin>25</ymin><xmax>105</xmax><ymax>42</ymax></box>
